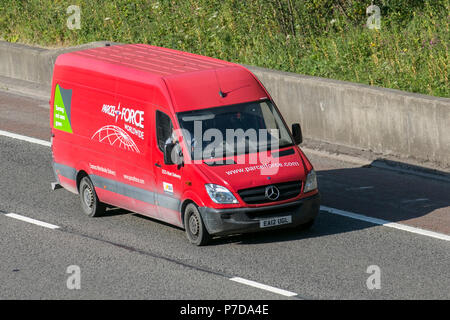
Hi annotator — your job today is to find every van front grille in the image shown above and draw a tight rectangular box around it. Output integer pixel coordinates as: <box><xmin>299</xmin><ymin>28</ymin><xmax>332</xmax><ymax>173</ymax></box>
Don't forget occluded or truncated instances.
<box><xmin>237</xmin><ymin>180</ymin><xmax>302</xmax><ymax>204</ymax></box>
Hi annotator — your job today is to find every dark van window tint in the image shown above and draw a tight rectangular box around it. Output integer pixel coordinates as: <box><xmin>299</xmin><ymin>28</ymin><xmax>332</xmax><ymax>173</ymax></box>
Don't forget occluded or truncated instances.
<box><xmin>156</xmin><ymin>111</ymin><xmax>174</xmax><ymax>152</ymax></box>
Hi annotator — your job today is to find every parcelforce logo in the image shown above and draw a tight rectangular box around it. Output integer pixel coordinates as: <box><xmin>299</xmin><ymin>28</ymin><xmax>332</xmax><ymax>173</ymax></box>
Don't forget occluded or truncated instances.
<box><xmin>102</xmin><ymin>103</ymin><xmax>145</xmax><ymax>140</ymax></box>
<box><xmin>102</xmin><ymin>103</ymin><xmax>144</xmax><ymax>129</ymax></box>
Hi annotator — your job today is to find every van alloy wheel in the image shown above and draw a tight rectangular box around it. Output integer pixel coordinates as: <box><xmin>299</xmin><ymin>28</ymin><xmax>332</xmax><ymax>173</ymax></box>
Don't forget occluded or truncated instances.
<box><xmin>83</xmin><ymin>185</ymin><xmax>94</xmax><ymax>209</ymax></box>
<box><xmin>189</xmin><ymin>214</ymin><xmax>200</xmax><ymax>237</ymax></box>
<box><xmin>79</xmin><ymin>176</ymin><xmax>106</xmax><ymax>217</ymax></box>
<box><xmin>184</xmin><ymin>203</ymin><xmax>210</xmax><ymax>246</ymax></box>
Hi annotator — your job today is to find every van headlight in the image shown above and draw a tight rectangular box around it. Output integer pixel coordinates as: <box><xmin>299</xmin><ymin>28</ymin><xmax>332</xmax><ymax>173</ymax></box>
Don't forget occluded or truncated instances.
<box><xmin>303</xmin><ymin>170</ymin><xmax>318</xmax><ymax>193</ymax></box>
<box><xmin>205</xmin><ymin>184</ymin><xmax>238</xmax><ymax>204</ymax></box>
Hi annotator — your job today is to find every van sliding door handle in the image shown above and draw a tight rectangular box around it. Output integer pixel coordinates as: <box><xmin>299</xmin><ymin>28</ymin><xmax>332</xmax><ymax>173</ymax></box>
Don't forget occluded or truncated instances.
<box><xmin>154</xmin><ymin>162</ymin><xmax>161</xmax><ymax>168</ymax></box>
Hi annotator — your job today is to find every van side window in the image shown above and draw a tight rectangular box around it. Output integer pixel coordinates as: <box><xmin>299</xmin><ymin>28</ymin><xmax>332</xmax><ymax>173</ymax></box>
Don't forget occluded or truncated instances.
<box><xmin>156</xmin><ymin>111</ymin><xmax>174</xmax><ymax>152</ymax></box>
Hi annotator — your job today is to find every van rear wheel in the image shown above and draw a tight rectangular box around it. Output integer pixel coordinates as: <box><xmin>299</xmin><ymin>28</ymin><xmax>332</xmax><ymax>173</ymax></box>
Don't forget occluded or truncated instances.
<box><xmin>79</xmin><ymin>176</ymin><xmax>105</xmax><ymax>217</ymax></box>
<box><xmin>184</xmin><ymin>203</ymin><xmax>210</xmax><ymax>246</ymax></box>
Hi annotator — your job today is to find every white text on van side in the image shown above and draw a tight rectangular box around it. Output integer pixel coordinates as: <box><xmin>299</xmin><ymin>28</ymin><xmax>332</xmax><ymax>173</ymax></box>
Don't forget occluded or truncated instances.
<box><xmin>101</xmin><ymin>103</ymin><xmax>144</xmax><ymax>129</ymax></box>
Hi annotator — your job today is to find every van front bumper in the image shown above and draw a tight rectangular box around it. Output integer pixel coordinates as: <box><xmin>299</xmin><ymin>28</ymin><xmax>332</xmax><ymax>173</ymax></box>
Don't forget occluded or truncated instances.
<box><xmin>198</xmin><ymin>193</ymin><xmax>320</xmax><ymax>236</ymax></box>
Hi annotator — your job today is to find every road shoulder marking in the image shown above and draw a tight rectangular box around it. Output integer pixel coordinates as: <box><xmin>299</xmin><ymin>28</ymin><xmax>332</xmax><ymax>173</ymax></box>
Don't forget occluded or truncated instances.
<box><xmin>230</xmin><ymin>277</ymin><xmax>297</xmax><ymax>297</ymax></box>
<box><xmin>4</xmin><ymin>213</ymin><xmax>60</xmax><ymax>230</ymax></box>
<box><xmin>302</xmin><ymin>147</ymin><xmax>371</xmax><ymax>166</ymax></box>
<box><xmin>321</xmin><ymin>206</ymin><xmax>450</xmax><ymax>242</ymax></box>
<box><xmin>0</xmin><ymin>130</ymin><xmax>50</xmax><ymax>147</ymax></box>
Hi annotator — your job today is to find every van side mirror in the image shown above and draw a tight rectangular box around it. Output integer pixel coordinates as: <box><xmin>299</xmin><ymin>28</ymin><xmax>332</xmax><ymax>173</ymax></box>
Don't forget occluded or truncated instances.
<box><xmin>292</xmin><ymin>123</ymin><xmax>303</xmax><ymax>145</ymax></box>
<box><xmin>164</xmin><ymin>142</ymin><xmax>183</xmax><ymax>165</ymax></box>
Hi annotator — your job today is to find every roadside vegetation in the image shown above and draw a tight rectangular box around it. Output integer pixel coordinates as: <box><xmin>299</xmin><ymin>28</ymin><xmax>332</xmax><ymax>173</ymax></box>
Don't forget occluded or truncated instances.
<box><xmin>0</xmin><ymin>0</ymin><xmax>448</xmax><ymax>97</ymax></box>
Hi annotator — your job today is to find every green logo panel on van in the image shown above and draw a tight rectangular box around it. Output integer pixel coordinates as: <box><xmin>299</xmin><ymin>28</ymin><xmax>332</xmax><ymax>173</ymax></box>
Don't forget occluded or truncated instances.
<box><xmin>53</xmin><ymin>84</ymin><xmax>73</xmax><ymax>133</ymax></box>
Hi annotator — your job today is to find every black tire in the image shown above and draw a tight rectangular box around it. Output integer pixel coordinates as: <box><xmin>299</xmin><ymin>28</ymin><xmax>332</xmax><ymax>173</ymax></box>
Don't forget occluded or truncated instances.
<box><xmin>79</xmin><ymin>176</ymin><xmax>106</xmax><ymax>217</ymax></box>
<box><xmin>184</xmin><ymin>203</ymin><xmax>210</xmax><ymax>246</ymax></box>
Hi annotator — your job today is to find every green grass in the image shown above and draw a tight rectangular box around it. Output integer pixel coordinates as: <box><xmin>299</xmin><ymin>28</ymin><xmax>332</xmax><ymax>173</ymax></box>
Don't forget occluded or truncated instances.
<box><xmin>0</xmin><ymin>0</ymin><xmax>448</xmax><ymax>97</ymax></box>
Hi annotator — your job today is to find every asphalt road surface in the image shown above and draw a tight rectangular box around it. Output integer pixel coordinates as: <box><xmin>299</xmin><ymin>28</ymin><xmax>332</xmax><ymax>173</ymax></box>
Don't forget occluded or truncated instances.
<box><xmin>0</xmin><ymin>90</ymin><xmax>449</xmax><ymax>299</ymax></box>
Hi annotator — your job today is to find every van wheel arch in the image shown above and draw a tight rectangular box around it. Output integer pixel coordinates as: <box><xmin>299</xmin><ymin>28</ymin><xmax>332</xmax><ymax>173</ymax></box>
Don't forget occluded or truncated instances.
<box><xmin>76</xmin><ymin>170</ymin><xmax>89</xmax><ymax>193</ymax></box>
<box><xmin>180</xmin><ymin>199</ymin><xmax>196</xmax><ymax>229</ymax></box>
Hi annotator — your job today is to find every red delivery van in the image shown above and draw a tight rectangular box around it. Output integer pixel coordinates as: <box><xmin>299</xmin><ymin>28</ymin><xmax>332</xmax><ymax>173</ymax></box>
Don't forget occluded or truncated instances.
<box><xmin>50</xmin><ymin>44</ymin><xmax>320</xmax><ymax>245</ymax></box>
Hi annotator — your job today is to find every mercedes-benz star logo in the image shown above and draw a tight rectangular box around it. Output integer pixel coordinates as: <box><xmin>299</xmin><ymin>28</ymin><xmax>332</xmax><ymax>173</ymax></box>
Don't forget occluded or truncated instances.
<box><xmin>265</xmin><ymin>185</ymin><xmax>280</xmax><ymax>201</ymax></box>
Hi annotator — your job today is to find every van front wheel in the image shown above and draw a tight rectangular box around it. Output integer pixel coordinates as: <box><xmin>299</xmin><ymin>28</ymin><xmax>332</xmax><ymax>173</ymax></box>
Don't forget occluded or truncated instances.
<box><xmin>79</xmin><ymin>176</ymin><xmax>105</xmax><ymax>217</ymax></box>
<box><xmin>184</xmin><ymin>203</ymin><xmax>210</xmax><ymax>246</ymax></box>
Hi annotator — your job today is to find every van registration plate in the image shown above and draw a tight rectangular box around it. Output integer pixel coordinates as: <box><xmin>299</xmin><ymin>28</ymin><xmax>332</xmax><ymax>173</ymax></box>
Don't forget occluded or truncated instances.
<box><xmin>260</xmin><ymin>216</ymin><xmax>292</xmax><ymax>228</ymax></box>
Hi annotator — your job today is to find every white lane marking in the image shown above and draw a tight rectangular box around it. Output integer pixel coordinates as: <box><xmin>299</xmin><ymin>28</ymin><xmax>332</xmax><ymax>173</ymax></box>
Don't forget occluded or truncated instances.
<box><xmin>230</xmin><ymin>277</ymin><xmax>297</xmax><ymax>297</ymax></box>
<box><xmin>345</xmin><ymin>186</ymin><xmax>374</xmax><ymax>191</ymax></box>
<box><xmin>321</xmin><ymin>206</ymin><xmax>450</xmax><ymax>242</ymax></box>
<box><xmin>0</xmin><ymin>130</ymin><xmax>50</xmax><ymax>147</ymax></box>
<box><xmin>401</xmin><ymin>198</ymin><xmax>429</xmax><ymax>203</ymax></box>
<box><xmin>4</xmin><ymin>213</ymin><xmax>60</xmax><ymax>230</ymax></box>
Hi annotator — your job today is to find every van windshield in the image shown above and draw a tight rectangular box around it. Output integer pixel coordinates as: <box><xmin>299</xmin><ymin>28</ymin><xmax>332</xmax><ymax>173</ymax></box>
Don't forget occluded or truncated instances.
<box><xmin>177</xmin><ymin>100</ymin><xmax>293</xmax><ymax>160</ymax></box>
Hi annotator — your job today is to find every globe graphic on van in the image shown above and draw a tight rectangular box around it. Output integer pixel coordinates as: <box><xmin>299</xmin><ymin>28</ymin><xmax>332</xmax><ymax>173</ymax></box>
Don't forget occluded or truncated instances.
<box><xmin>91</xmin><ymin>125</ymin><xmax>140</xmax><ymax>153</ymax></box>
